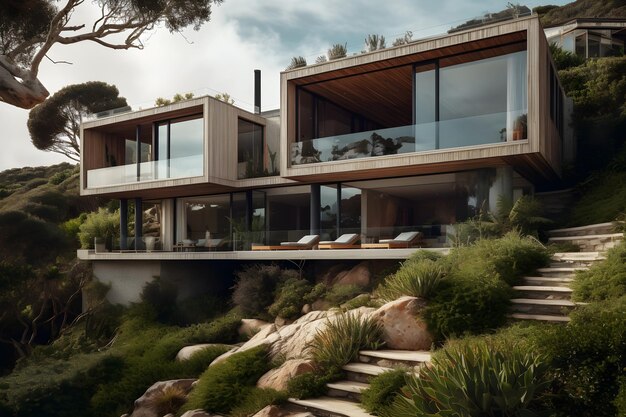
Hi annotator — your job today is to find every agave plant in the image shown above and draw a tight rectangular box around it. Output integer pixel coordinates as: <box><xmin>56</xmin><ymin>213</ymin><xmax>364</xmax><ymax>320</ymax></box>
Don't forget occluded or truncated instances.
<box><xmin>384</xmin><ymin>342</ymin><xmax>551</xmax><ymax>417</ymax></box>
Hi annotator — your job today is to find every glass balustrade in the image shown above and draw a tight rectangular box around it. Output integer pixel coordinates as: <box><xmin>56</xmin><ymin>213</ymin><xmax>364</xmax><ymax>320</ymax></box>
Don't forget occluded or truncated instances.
<box><xmin>87</xmin><ymin>154</ymin><xmax>203</xmax><ymax>187</ymax></box>
<box><xmin>290</xmin><ymin>110</ymin><xmax>527</xmax><ymax>166</ymax></box>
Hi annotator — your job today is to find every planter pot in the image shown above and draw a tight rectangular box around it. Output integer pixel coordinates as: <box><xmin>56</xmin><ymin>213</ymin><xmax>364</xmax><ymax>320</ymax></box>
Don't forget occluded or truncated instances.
<box><xmin>94</xmin><ymin>237</ymin><xmax>108</xmax><ymax>253</ymax></box>
<box><xmin>144</xmin><ymin>236</ymin><xmax>158</xmax><ymax>252</ymax></box>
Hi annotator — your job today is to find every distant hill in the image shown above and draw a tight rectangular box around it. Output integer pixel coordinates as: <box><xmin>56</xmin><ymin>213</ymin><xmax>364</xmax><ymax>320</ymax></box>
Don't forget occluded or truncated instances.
<box><xmin>538</xmin><ymin>0</ymin><xmax>626</xmax><ymax>26</ymax></box>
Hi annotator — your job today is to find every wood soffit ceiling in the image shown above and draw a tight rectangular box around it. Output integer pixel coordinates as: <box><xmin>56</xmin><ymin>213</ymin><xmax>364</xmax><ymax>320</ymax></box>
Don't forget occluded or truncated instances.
<box><xmin>296</xmin><ymin>32</ymin><xmax>527</xmax><ymax>128</ymax></box>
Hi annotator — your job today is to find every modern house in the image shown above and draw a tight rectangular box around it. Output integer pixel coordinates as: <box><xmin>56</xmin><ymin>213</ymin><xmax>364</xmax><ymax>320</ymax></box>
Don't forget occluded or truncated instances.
<box><xmin>77</xmin><ymin>14</ymin><xmax>570</xmax><ymax>303</ymax></box>
<box><xmin>544</xmin><ymin>17</ymin><xmax>626</xmax><ymax>59</ymax></box>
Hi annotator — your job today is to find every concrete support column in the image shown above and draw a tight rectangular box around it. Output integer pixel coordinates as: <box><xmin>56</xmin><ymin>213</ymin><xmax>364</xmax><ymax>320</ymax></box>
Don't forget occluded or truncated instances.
<box><xmin>134</xmin><ymin>197</ymin><xmax>142</xmax><ymax>250</ymax></box>
<box><xmin>488</xmin><ymin>166</ymin><xmax>514</xmax><ymax>216</ymax></box>
<box><xmin>161</xmin><ymin>199</ymin><xmax>175</xmax><ymax>251</ymax></box>
<box><xmin>120</xmin><ymin>199</ymin><xmax>128</xmax><ymax>250</ymax></box>
<box><xmin>310</xmin><ymin>184</ymin><xmax>320</xmax><ymax>235</ymax></box>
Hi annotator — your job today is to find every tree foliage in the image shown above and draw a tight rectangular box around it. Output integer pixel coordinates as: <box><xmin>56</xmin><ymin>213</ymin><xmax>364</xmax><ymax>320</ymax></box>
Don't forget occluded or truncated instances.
<box><xmin>0</xmin><ymin>0</ymin><xmax>222</xmax><ymax>109</ymax></box>
<box><xmin>559</xmin><ymin>56</ymin><xmax>626</xmax><ymax>173</ymax></box>
<box><xmin>27</xmin><ymin>82</ymin><xmax>127</xmax><ymax>161</ymax></box>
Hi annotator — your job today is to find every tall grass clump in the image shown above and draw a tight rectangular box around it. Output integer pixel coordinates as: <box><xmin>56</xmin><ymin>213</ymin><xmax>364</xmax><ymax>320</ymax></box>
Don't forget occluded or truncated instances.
<box><xmin>376</xmin><ymin>258</ymin><xmax>445</xmax><ymax>302</ymax></box>
<box><xmin>309</xmin><ymin>312</ymin><xmax>384</xmax><ymax>370</ymax></box>
<box><xmin>384</xmin><ymin>342</ymin><xmax>551</xmax><ymax>417</ymax></box>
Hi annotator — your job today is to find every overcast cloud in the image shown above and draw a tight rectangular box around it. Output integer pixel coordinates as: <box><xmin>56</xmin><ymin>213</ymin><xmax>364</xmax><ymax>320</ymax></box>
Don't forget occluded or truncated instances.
<box><xmin>0</xmin><ymin>0</ymin><xmax>571</xmax><ymax>171</ymax></box>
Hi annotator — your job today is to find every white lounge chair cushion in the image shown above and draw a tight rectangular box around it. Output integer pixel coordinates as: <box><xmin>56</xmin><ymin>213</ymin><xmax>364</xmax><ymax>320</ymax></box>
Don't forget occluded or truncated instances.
<box><xmin>379</xmin><ymin>231</ymin><xmax>420</xmax><ymax>243</ymax></box>
<box><xmin>320</xmin><ymin>233</ymin><xmax>359</xmax><ymax>245</ymax></box>
<box><xmin>281</xmin><ymin>234</ymin><xmax>319</xmax><ymax>246</ymax></box>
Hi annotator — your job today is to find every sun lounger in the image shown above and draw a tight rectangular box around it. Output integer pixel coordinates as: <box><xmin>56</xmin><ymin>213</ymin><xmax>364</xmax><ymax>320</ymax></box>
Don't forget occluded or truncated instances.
<box><xmin>251</xmin><ymin>234</ymin><xmax>320</xmax><ymax>250</ymax></box>
<box><xmin>361</xmin><ymin>231</ymin><xmax>423</xmax><ymax>249</ymax></box>
<box><xmin>318</xmin><ymin>233</ymin><xmax>360</xmax><ymax>249</ymax></box>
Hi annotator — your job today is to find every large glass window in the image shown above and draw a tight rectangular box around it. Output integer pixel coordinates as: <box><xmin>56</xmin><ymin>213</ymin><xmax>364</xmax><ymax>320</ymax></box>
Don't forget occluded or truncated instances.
<box><xmin>265</xmin><ymin>186</ymin><xmax>311</xmax><ymax>244</ymax></box>
<box><xmin>183</xmin><ymin>194</ymin><xmax>231</xmax><ymax>250</ymax></box>
<box><xmin>320</xmin><ymin>185</ymin><xmax>338</xmax><ymax>241</ymax></box>
<box><xmin>340</xmin><ymin>186</ymin><xmax>362</xmax><ymax>235</ymax></box>
<box><xmin>155</xmin><ymin>115</ymin><xmax>204</xmax><ymax>179</ymax></box>
<box><xmin>438</xmin><ymin>50</ymin><xmax>527</xmax><ymax>147</ymax></box>
<box><xmin>238</xmin><ymin>119</ymin><xmax>268</xmax><ymax>179</ymax></box>
<box><xmin>414</xmin><ymin>64</ymin><xmax>436</xmax><ymax>151</ymax></box>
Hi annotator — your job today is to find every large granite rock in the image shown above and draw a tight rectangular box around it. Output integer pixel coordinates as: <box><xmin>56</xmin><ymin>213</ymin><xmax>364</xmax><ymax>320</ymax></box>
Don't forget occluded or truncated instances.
<box><xmin>129</xmin><ymin>379</ymin><xmax>196</xmax><ymax>417</ymax></box>
<box><xmin>176</xmin><ymin>344</ymin><xmax>220</xmax><ymax>361</ymax></box>
<box><xmin>257</xmin><ymin>359</ymin><xmax>315</xmax><ymax>391</ymax></box>
<box><xmin>373</xmin><ymin>296</ymin><xmax>432</xmax><ymax>350</ymax></box>
<box><xmin>333</xmin><ymin>262</ymin><xmax>371</xmax><ymax>288</ymax></box>
<box><xmin>211</xmin><ymin>308</ymin><xmax>375</xmax><ymax>364</ymax></box>
<box><xmin>239</xmin><ymin>319</ymin><xmax>272</xmax><ymax>338</ymax></box>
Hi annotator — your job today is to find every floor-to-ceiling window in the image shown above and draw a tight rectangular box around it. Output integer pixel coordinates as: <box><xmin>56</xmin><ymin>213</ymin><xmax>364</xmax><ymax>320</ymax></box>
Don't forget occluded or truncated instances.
<box><xmin>156</xmin><ymin>115</ymin><xmax>204</xmax><ymax>179</ymax></box>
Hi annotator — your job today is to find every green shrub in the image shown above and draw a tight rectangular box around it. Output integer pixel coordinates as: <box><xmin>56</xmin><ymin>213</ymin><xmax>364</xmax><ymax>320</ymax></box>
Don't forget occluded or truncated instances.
<box><xmin>573</xmin><ymin>241</ymin><xmax>626</xmax><ymax>302</ymax></box>
<box><xmin>323</xmin><ymin>284</ymin><xmax>365</xmax><ymax>306</ymax></box>
<box><xmin>535</xmin><ymin>297</ymin><xmax>626</xmax><ymax>417</ymax></box>
<box><xmin>444</xmin><ymin>231</ymin><xmax>550</xmax><ymax>286</ymax></box>
<box><xmin>232</xmin><ymin>264</ymin><xmax>299</xmax><ymax>317</ymax></box>
<box><xmin>287</xmin><ymin>368</ymin><xmax>343</xmax><ymax>399</ymax></box>
<box><xmin>385</xmin><ymin>342</ymin><xmax>550</xmax><ymax>417</ymax></box>
<box><xmin>140</xmin><ymin>277</ymin><xmax>178</xmax><ymax>323</ymax></box>
<box><xmin>425</xmin><ymin>269</ymin><xmax>511</xmax><ymax>340</ymax></box>
<box><xmin>229</xmin><ymin>388</ymin><xmax>287</xmax><ymax>417</ymax></box>
<box><xmin>182</xmin><ymin>345</ymin><xmax>271</xmax><ymax>414</ymax></box>
<box><xmin>78</xmin><ymin>208</ymin><xmax>119</xmax><ymax>249</ymax></box>
<box><xmin>361</xmin><ymin>368</ymin><xmax>407</xmax><ymax>415</ymax></box>
<box><xmin>376</xmin><ymin>258</ymin><xmax>444</xmax><ymax>302</ymax></box>
<box><xmin>309</xmin><ymin>312</ymin><xmax>383</xmax><ymax>370</ymax></box>
<box><xmin>268</xmin><ymin>277</ymin><xmax>313</xmax><ymax>319</ymax></box>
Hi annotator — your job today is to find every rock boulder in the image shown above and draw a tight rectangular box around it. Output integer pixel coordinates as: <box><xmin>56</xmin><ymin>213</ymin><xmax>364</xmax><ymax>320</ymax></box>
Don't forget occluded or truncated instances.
<box><xmin>373</xmin><ymin>296</ymin><xmax>432</xmax><ymax>350</ymax></box>
<box><xmin>129</xmin><ymin>379</ymin><xmax>196</xmax><ymax>417</ymax></box>
<box><xmin>257</xmin><ymin>359</ymin><xmax>315</xmax><ymax>391</ymax></box>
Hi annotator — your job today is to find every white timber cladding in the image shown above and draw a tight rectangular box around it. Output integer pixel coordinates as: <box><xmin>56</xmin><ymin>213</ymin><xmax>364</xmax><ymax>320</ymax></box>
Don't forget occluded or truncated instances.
<box><xmin>279</xmin><ymin>14</ymin><xmax>563</xmax><ymax>181</ymax></box>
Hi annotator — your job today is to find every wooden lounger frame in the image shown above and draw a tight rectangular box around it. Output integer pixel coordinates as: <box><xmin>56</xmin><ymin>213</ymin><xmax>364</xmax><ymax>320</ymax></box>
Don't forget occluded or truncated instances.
<box><xmin>251</xmin><ymin>245</ymin><xmax>317</xmax><ymax>251</ymax></box>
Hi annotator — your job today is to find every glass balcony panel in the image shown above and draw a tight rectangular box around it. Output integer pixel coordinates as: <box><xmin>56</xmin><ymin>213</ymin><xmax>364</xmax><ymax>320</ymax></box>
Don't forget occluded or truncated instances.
<box><xmin>290</xmin><ymin>110</ymin><xmax>526</xmax><ymax>166</ymax></box>
<box><xmin>87</xmin><ymin>154</ymin><xmax>203</xmax><ymax>187</ymax></box>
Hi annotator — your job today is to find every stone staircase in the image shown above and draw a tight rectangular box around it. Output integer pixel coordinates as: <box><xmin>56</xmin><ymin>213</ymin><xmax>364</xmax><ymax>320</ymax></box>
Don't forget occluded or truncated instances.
<box><xmin>510</xmin><ymin>222</ymin><xmax>622</xmax><ymax>323</ymax></box>
<box><xmin>288</xmin><ymin>349</ymin><xmax>431</xmax><ymax>417</ymax></box>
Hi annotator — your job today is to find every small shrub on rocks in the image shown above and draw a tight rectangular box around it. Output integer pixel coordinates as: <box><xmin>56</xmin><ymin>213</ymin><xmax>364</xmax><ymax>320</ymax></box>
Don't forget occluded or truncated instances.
<box><xmin>361</xmin><ymin>368</ymin><xmax>407</xmax><ymax>415</ymax></box>
<box><xmin>182</xmin><ymin>345</ymin><xmax>271</xmax><ymax>414</ymax></box>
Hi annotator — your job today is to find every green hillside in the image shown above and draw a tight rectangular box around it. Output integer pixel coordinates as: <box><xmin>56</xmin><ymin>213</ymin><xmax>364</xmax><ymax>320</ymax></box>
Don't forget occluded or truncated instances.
<box><xmin>538</xmin><ymin>0</ymin><xmax>626</xmax><ymax>26</ymax></box>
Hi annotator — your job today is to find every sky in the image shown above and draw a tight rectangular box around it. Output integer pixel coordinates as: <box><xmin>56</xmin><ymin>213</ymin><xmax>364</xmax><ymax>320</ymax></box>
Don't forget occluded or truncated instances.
<box><xmin>0</xmin><ymin>0</ymin><xmax>572</xmax><ymax>171</ymax></box>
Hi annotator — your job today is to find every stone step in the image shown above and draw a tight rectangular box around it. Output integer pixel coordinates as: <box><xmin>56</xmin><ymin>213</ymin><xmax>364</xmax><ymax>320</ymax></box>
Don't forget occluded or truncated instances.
<box><xmin>288</xmin><ymin>397</ymin><xmax>375</xmax><ymax>417</ymax></box>
<box><xmin>359</xmin><ymin>350</ymin><xmax>431</xmax><ymax>364</ymax></box>
<box><xmin>551</xmin><ymin>251</ymin><xmax>605</xmax><ymax>262</ymax></box>
<box><xmin>326</xmin><ymin>380</ymin><xmax>369</xmax><ymax>400</ymax></box>
<box><xmin>548</xmin><ymin>222</ymin><xmax>616</xmax><ymax>237</ymax></box>
<box><xmin>509</xmin><ymin>313</ymin><xmax>571</xmax><ymax>322</ymax></box>
<box><xmin>523</xmin><ymin>276</ymin><xmax>574</xmax><ymax>287</ymax></box>
<box><xmin>512</xmin><ymin>285</ymin><xmax>573</xmax><ymax>300</ymax></box>
<box><xmin>536</xmin><ymin>267</ymin><xmax>586</xmax><ymax>278</ymax></box>
<box><xmin>510</xmin><ymin>298</ymin><xmax>579</xmax><ymax>315</ymax></box>
<box><xmin>342</xmin><ymin>363</ymin><xmax>392</xmax><ymax>383</ymax></box>
<box><xmin>548</xmin><ymin>233</ymin><xmax>623</xmax><ymax>252</ymax></box>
